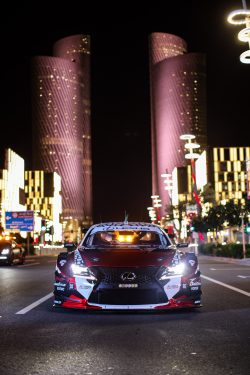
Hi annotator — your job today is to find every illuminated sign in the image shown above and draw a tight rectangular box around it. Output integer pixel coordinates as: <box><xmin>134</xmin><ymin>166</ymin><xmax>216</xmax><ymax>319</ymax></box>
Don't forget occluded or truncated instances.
<box><xmin>5</xmin><ymin>211</ymin><xmax>34</xmax><ymax>231</ymax></box>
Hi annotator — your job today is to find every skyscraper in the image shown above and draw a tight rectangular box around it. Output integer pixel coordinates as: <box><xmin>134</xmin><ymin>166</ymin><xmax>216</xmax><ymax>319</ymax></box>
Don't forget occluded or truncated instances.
<box><xmin>149</xmin><ymin>32</ymin><xmax>207</xmax><ymax>215</ymax></box>
<box><xmin>31</xmin><ymin>35</ymin><xmax>92</xmax><ymax>239</ymax></box>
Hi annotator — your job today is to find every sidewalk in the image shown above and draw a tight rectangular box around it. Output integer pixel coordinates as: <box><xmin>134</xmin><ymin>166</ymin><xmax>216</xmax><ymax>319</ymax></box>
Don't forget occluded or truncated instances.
<box><xmin>199</xmin><ymin>254</ymin><xmax>250</xmax><ymax>266</ymax></box>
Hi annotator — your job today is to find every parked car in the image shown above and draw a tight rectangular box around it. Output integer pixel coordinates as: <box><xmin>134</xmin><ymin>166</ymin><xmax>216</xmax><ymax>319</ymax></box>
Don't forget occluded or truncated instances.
<box><xmin>0</xmin><ymin>239</ymin><xmax>25</xmax><ymax>265</ymax></box>
<box><xmin>53</xmin><ymin>222</ymin><xmax>202</xmax><ymax>310</ymax></box>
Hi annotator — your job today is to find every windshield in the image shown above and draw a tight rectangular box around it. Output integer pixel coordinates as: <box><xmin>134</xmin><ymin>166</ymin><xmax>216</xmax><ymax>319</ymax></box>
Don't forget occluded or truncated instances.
<box><xmin>83</xmin><ymin>230</ymin><xmax>170</xmax><ymax>249</ymax></box>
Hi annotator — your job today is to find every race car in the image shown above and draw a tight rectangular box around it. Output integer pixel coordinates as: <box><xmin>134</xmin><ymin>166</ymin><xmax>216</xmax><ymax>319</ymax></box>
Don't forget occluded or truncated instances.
<box><xmin>53</xmin><ymin>222</ymin><xmax>202</xmax><ymax>310</ymax></box>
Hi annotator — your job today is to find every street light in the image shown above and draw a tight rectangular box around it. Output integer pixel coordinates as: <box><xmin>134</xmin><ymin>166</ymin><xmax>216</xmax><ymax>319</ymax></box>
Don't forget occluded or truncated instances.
<box><xmin>180</xmin><ymin>134</ymin><xmax>202</xmax><ymax>214</ymax></box>
<box><xmin>240</xmin><ymin>213</ymin><xmax>246</xmax><ymax>258</ymax></box>
<box><xmin>227</xmin><ymin>1</ymin><xmax>250</xmax><ymax>63</ymax></box>
<box><xmin>151</xmin><ymin>195</ymin><xmax>162</xmax><ymax>224</ymax></box>
<box><xmin>180</xmin><ymin>134</ymin><xmax>204</xmax><ymax>252</ymax></box>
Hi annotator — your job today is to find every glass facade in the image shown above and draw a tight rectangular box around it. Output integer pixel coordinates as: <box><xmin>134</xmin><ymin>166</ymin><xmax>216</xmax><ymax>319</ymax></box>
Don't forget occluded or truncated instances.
<box><xmin>149</xmin><ymin>32</ymin><xmax>207</xmax><ymax>215</ymax></box>
<box><xmin>31</xmin><ymin>35</ymin><xmax>92</xmax><ymax>230</ymax></box>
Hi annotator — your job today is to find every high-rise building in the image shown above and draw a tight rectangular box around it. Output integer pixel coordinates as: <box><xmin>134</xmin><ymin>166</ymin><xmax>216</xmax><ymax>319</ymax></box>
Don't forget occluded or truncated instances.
<box><xmin>149</xmin><ymin>32</ymin><xmax>207</xmax><ymax>215</ymax></box>
<box><xmin>31</xmin><ymin>35</ymin><xmax>92</xmax><ymax>239</ymax></box>
<box><xmin>25</xmin><ymin>170</ymin><xmax>62</xmax><ymax>242</ymax></box>
<box><xmin>0</xmin><ymin>149</ymin><xmax>25</xmax><ymax>229</ymax></box>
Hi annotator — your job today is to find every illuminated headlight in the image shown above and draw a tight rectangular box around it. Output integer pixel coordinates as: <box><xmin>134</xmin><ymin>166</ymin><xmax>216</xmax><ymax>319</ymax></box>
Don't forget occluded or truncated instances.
<box><xmin>159</xmin><ymin>263</ymin><xmax>185</xmax><ymax>280</ymax></box>
<box><xmin>71</xmin><ymin>264</ymin><xmax>96</xmax><ymax>280</ymax></box>
<box><xmin>1</xmin><ymin>248</ymin><xmax>10</xmax><ymax>255</ymax></box>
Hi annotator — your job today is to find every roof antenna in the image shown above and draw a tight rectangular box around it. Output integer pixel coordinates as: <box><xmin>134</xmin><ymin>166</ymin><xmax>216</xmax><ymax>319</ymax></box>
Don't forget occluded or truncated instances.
<box><xmin>124</xmin><ymin>211</ymin><xmax>129</xmax><ymax>224</ymax></box>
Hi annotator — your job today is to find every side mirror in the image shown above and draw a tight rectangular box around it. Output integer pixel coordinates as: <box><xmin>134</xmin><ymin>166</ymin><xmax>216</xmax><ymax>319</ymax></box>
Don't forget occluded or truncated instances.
<box><xmin>176</xmin><ymin>242</ymin><xmax>189</xmax><ymax>248</ymax></box>
<box><xmin>64</xmin><ymin>242</ymin><xmax>77</xmax><ymax>251</ymax></box>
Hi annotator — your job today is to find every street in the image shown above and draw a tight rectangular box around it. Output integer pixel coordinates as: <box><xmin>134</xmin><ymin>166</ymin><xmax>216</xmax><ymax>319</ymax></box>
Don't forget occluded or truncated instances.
<box><xmin>0</xmin><ymin>255</ymin><xmax>249</xmax><ymax>375</ymax></box>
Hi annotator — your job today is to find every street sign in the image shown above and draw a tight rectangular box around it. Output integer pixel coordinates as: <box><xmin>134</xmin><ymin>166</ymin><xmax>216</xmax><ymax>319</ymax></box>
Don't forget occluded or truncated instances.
<box><xmin>5</xmin><ymin>211</ymin><xmax>34</xmax><ymax>231</ymax></box>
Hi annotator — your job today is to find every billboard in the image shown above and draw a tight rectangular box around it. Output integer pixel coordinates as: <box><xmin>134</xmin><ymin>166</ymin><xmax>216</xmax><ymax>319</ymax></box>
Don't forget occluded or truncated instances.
<box><xmin>5</xmin><ymin>211</ymin><xmax>34</xmax><ymax>231</ymax></box>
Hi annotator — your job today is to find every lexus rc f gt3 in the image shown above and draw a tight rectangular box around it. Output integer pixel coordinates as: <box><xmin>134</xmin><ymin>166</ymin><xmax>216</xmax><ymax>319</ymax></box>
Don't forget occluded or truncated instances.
<box><xmin>53</xmin><ymin>222</ymin><xmax>202</xmax><ymax>310</ymax></box>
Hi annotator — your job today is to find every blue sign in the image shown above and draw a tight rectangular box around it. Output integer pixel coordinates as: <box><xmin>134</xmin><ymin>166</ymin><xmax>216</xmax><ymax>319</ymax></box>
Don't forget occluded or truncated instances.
<box><xmin>5</xmin><ymin>211</ymin><xmax>34</xmax><ymax>231</ymax></box>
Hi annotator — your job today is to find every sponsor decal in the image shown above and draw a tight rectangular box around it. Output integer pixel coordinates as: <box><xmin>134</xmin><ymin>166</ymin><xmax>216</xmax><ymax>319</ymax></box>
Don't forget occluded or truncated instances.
<box><xmin>78</xmin><ymin>285</ymin><xmax>91</xmax><ymax>289</ymax></box>
<box><xmin>182</xmin><ymin>284</ymin><xmax>187</xmax><ymax>289</ymax></box>
<box><xmin>56</xmin><ymin>287</ymin><xmax>65</xmax><ymax>291</ymax></box>
<box><xmin>54</xmin><ymin>300</ymin><xmax>62</xmax><ymax>304</ymax></box>
<box><xmin>54</xmin><ymin>282</ymin><xmax>66</xmax><ymax>287</ymax></box>
<box><xmin>163</xmin><ymin>276</ymin><xmax>181</xmax><ymax>299</ymax></box>
<box><xmin>189</xmin><ymin>279</ymin><xmax>201</xmax><ymax>286</ymax></box>
<box><xmin>75</xmin><ymin>276</ymin><xmax>94</xmax><ymax>299</ymax></box>
<box><xmin>194</xmin><ymin>300</ymin><xmax>201</xmax><ymax>304</ymax></box>
<box><xmin>69</xmin><ymin>283</ymin><xmax>74</xmax><ymax>289</ymax></box>
<box><xmin>120</xmin><ymin>272</ymin><xmax>137</xmax><ymax>281</ymax></box>
<box><xmin>166</xmin><ymin>284</ymin><xmax>179</xmax><ymax>290</ymax></box>
<box><xmin>59</xmin><ymin>260</ymin><xmax>67</xmax><ymax>267</ymax></box>
<box><xmin>118</xmin><ymin>284</ymin><xmax>138</xmax><ymax>288</ymax></box>
<box><xmin>191</xmin><ymin>286</ymin><xmax>199</xmax><ymax>291</ymax></box>
<box><xmin>189</xmin><ymin>260</ymin><xmax>196</xmax><ymax>267</ymax></box>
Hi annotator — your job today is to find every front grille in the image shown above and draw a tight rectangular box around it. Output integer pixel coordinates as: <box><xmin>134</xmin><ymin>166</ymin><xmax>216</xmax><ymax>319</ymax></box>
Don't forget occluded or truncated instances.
<box><xmin>94</xmin><ymin>267</ymin><xmax>159</xmax><ymax>285</ymax></box>
<box><xmin>88</xmin><ymin>266</ymin><xmax>167</xmax><ymax>305</ymax></box>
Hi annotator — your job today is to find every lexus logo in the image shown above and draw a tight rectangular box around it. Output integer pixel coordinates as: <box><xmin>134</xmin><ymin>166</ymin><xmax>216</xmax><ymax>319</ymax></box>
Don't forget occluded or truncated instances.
<box><xmin>121</xmin><ymin>272</ymin><xmax>137</xmax><ymax>281</ymax></box>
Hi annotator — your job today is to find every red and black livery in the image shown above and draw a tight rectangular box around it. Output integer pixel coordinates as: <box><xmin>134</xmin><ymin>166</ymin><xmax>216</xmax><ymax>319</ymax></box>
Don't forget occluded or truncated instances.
<box><xmin>53</xmin><ymin>222</ymin><xmax>202</xmax><ymax>310</ymax></box>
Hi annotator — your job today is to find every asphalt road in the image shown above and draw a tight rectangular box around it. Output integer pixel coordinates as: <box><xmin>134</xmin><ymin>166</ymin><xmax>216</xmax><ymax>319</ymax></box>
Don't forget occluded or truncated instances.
<box><xmin>0</xmin><ymin>255</ymin><xmax>249</xmax><ymax>375</ymax></box>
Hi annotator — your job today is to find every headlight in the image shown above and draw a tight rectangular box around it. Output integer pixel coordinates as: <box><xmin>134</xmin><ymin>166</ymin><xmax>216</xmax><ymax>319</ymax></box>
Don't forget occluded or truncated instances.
<box><xmin>159</xmin><ymin>263</ymin><xmax>185</xmax><ymax>280</ymax></box>
<box><xmin>71</xmin><ymin>264</ymin><xmax>96</xmax><ymax>280</ymax></box>
<box><xmin>1</xmin><ymin>248</ymin><xmax>10</xmax><ymax>255</ymax></box>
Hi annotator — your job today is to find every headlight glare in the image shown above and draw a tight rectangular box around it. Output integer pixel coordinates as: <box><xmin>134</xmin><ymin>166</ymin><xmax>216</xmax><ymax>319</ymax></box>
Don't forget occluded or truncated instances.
<box><xmin>159</xmin><ymin>263</ymin><xmax>185</xmax><ymax>280</ymax></box>
<box><xmin>1</xmin><ymin>248</ymin><xmax>10</xmax><ymax>255</ymax></box>
<box><xmin>71</xmin><ymin>264</ymin><xmax>96</xmax><ymax>280</ymax></box>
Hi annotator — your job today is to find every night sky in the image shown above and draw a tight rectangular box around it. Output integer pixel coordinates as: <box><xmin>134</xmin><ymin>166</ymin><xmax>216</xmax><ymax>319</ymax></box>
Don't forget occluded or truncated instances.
<box><xmin>1</xmin><ymin>1</ymin><xmax>249</xmax><ymax>222</ymax></box>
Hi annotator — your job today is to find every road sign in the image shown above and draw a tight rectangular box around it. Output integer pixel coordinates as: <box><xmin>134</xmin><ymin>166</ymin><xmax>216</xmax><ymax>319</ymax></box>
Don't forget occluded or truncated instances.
<box><xmin>5</xmin><ymin>211</ymin><xmax>34</xmax><ymax>231</ymax></box>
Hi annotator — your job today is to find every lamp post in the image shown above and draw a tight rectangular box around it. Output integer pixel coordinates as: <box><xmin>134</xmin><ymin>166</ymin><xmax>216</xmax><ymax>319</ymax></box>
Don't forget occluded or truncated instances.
<box><xmin>147</xmin><ymin>206</ymin><xmax>156</xmax><ymax>223</ymax></box>
<box><xmin>151</xmin><ymin>195</ymin><xmax>162</xmax><ymax>224</ymax></box>
<box><xmin>240</xmin><ymin>213</ymin><xmax>246</xmax><ymax>259</ymax></box>
<box><xmin>180</xmin><ymin>134</ymin><xmax>201</xmax><ymax>214</ymax></box>
<box><xmin>180</xmin><ymin>134</ymin><xmax>202</xmax><ymax>253</ymax></box>
<box><xmin>227</xmin><ymin>1</ymin><xmax>250</xmax><ymax>64</ymax></box>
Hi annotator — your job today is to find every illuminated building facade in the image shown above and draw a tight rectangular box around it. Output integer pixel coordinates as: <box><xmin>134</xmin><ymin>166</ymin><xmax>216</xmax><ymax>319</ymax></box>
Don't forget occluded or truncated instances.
<box><xmin>31</xmin><ymin>35</ymin><xmax>92</xmax><ymax>239</ymax></box>
<box><xmin>210</xmin><ymin>147</ymin><xmax>250</xmax><ymax>203</ymax></box>
<box><xmin>25</xmin><ymin>171</ymin><xmax>62</xmax><ymax>242</ymax></box>
<box><xmin>149</xmin><ymin>32</ymin><xmax>207</xmax><ymax>214</ymax></box>
<box><xmin>0</xmin><ymin>149</ymin><xmax>25</xmax><ymax>229</ymax></box>
<box><xmin>171</xmin><ymin>147</ymin><xmax>250</xmax><ymax>207</ymax></box>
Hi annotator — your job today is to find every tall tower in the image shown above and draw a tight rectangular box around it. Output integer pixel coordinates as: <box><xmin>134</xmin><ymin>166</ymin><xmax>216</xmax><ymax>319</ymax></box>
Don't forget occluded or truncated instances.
<box><xmin>31</xmin><ymin>35</ymin><xmax>92</xmax><ymax>239</ymax></box>
<box><xmin>149</xmin><ymin>32</ymin><xmax>207</xmax><ymax>215</ymax></box>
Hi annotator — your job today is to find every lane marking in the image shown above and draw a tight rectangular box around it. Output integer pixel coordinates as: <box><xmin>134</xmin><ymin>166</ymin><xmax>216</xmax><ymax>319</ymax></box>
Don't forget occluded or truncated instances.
<box><xmin>18</xmin><ymin>262</ymin><xmax>40</xmax><ymax>267</ymax></box>
<box><xmin>202</xmin><ymin>274</ymin><xmax>250</xmax><ymax>297</ymax></box>
<box><xmin>237</xmin><ymin>275</ymin><xmax>250</xmax><ymax>279</ymax></box>
<box><xmin>16</xmin><ymin>292</ymin><xmax>53</xmax><ymax>314</ymax></box>
<box><xmin>209</xmin><ymin>268</ymin><xmax>250</xmax><ymax>271</ymax></box>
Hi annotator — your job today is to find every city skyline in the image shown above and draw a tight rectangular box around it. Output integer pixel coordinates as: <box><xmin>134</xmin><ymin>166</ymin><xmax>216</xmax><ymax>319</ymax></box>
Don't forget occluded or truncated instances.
<box><xmin>1</xmin><ymin>1</ymin><xmax>249</xmax><ymax>222</ymax></box>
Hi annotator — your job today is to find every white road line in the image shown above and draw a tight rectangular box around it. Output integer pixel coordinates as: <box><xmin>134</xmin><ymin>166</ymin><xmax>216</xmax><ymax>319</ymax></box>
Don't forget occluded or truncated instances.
<box><xmin>209</xmin><ymin>268</ymin><xmax>250</xmax><ymax>271</ymax></box>
<box><xmin>237</xmin><ymin>275</ymin><xmax>250</xmax><ymax>279</ymax></box>
<box><xmin>202</xmin><ymin>274</ymin><xmax>250</xmax><ymax>297</ymax></box>
<box><xmin>16</xmin><ymin>292</ymin><xmax>53</xmax><ymax>314</ymax></box>
<box><xmin>18</xmin><ymin>262</ymin><xmax>40</xmax><ymax>267</ymax></box>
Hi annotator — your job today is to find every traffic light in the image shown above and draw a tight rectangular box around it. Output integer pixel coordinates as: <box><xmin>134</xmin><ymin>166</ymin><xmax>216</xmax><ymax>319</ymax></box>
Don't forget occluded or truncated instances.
<box><xmin>41</xmin><ymin>219</ymin><xmax>46</xmax><ymax>231</ymax></box>
<box><xmin>245</xmin><ymin>223</ymin><xmax>250</xmax><ymax>234</ymax></box>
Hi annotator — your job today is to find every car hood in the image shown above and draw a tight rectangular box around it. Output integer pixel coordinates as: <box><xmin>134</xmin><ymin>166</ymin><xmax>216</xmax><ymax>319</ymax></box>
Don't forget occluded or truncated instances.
<box><xmin>79</xmin><ymin>248</ymin><xmax>176</xmax><ymax>267</ymax></box>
